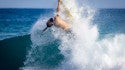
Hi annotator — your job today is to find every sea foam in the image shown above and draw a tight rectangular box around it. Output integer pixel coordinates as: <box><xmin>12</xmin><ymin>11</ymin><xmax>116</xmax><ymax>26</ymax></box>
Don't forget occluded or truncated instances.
<box><xmin>53</xmin><ymin>0</ymin><xmax>125</xmax><ymax>70</ymax></box>
<box><xmin>23</xmin><ymin>0</ymin><xmax>125</xmax><ymax>70</ymax></box>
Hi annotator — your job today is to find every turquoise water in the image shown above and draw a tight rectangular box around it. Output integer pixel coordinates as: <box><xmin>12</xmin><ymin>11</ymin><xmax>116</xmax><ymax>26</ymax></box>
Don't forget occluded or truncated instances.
<box><xmin>0</xmin><ymin>9</ymin><xmax>125</xmax><ymax>70</ymax></box>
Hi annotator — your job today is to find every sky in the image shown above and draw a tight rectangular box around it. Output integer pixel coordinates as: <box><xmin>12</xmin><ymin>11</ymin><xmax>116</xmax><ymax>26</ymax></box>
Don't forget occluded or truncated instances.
<box><xmin>0</xmin><ymin>0</ymin><xmax>125</xmax><ymax>8</ymax></box>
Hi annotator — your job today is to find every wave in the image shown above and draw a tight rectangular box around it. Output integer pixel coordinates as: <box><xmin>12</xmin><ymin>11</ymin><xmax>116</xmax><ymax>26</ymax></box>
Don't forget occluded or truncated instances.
<box><xmin>0</xmin><ymin>34</ymin><xmax>30</xmax><ymax>43</ymax></box>
<box><xmin>22</xmin><ymin>0</ymin><xmax>125</xmax><ymax>70</ymax></box>
<box><xmin>0</xmin><ymin>34</ymin><xmax>31</xmax><ymax>70</ymax></box>
<box><xmin>22</xmin><ymin>18</ymin><xmax>64</xmax><ymax>69</ymax></box>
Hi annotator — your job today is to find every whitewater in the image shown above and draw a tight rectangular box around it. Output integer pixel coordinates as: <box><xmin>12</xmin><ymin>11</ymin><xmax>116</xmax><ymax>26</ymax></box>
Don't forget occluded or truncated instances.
<box><xmin>22</xmin><ymin>0</ymin><xmax>125</xmax><ymax>70</ymax></box>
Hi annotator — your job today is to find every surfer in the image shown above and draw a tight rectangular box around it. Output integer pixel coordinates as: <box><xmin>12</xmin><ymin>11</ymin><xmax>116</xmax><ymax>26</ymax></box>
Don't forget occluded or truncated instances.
<box><xmin>42</xmin><ymin>0</ymin><xmax>70</xmax><ymax>32</ymax></box>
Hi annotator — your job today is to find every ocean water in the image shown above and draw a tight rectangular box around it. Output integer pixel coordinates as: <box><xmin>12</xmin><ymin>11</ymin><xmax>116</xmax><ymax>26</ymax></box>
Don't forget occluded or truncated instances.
<box><xmin>0</xmin><ymin>8</ymin><xmax>54</xmax><ymax>40</ymax></box>
<box><xmin>0</xmin><ymin>1</ymin><xmax>125</xmax><ymax>70</ymax></box>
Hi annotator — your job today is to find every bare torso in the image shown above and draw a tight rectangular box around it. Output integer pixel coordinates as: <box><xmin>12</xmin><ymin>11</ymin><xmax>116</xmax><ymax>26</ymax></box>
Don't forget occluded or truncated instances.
<box><xmin>54</xmin><ymin>15</ymin><xmax>69</xmax><ymax>30</ymax></box>
<box><xmin>51</xmin><ymin>0</ymin><xmax>70</xmax><ymax>30</ymax></box>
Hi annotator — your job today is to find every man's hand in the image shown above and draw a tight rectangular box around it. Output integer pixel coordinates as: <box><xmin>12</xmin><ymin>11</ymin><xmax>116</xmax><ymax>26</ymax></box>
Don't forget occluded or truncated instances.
<box><xmin>58</xmin><ymin>0</ymin><xmax>62</xmax><ymax>3</ymax></box>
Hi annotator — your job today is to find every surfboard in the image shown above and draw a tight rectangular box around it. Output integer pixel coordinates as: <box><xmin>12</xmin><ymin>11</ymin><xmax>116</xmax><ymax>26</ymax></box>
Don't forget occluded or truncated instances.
<box><xmin>60</xmin><ymin>1</ymin><xmax>72</xmax><ymax>18</ymax></box>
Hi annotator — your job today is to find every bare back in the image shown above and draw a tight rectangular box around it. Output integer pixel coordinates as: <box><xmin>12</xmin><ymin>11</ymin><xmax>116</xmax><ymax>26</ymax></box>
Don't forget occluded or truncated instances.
<box><xmin>54</xmin><ymin>15</ymin><xmax>69</xmax><ymax>30</ymax></box>
<box><xmin>53</xmin><ymin>0</ymin><xmax>69</xmax><ymax>30</ymax></box>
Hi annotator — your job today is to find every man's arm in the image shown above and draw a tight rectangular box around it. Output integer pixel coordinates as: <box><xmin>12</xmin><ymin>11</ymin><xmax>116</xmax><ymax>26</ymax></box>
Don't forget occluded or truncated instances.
<box><xmin>56</xmin><ymin>0</ymin><xmax>72</xmax><ymax>18</ymax></box>
<box><xmin>42</xmin><ymin>27</ymin><xmax>48</xmax><ymax>32</ymax></box>
<box><xmin>56</xmin><ymin>0</ymin><xmax>61</xmax><ymax>13</ymax></box>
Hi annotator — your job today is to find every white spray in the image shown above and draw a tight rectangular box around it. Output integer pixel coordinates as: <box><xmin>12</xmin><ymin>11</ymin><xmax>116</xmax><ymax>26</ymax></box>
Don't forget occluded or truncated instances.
<box><xmin>52</xmin><ymin>0</ymin><xmax>125</xmax><ymax>70</ymax></box>
<box><xmin>23</xmin><ymin>0</ymin><xmax>125</xmax><ymax>70</ymax></box>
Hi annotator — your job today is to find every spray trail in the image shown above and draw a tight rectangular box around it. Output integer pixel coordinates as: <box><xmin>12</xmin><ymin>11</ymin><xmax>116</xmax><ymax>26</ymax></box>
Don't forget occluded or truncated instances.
<box><xmin>53</xmin><ymin>0</ymin><xmax>125</xmax><ymax>70</ymax></box>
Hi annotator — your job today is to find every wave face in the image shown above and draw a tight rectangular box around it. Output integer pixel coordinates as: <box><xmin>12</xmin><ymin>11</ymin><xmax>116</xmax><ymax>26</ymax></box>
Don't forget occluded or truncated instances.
<box><xmin>0</xmin><ymin>35</ymin><xmax>31</xmax><ymax>70</ymax></box>
<box><xmin>22</xmin><ymin>0</ymin><xmax>125</xmax><ymax>70</ymax></box>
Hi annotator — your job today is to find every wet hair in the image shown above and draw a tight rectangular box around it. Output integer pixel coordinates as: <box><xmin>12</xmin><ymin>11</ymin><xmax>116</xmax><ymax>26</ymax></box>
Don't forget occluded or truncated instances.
<box><xmin>46</xmin><ymin>18</ymin><xmax>54</xmax><ymax>27</ymax></box>
<box><xmin>49</xmin><ymin>18</ymin><xmax>53</xmax><ymax>22</ymax></box>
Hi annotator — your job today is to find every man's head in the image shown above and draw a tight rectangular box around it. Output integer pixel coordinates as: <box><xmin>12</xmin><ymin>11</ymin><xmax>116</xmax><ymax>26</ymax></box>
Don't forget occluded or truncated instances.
<box><xmin>46</xmin><ymin>18</ymin><xmax>54</xmax><ymax>27</ymax></box>
<box><xmin>49</xmin><ymin>18</ymin><xmax>54</xmax><ymax>22</ymax></box>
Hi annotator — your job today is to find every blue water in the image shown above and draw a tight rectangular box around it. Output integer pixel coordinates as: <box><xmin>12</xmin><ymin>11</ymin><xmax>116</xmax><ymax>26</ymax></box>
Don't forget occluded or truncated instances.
<box><xmin>0</xmin><ymin>9</ymin><xmax>54</xmax><ymax>40</ymax></box>
<box><xmin>0</xmin><ymin>9</ymin><xmax>125</xmax><ymax>40</ymax></box>
<box><xmin>94</xmin><ymin>9</ymin><xmax>125</xmax><ymax>35</ymax></box>
<box><xmin>0</xmin><ymin>9</ymin><xmax>125</xmax><ymax>70</ymax></box>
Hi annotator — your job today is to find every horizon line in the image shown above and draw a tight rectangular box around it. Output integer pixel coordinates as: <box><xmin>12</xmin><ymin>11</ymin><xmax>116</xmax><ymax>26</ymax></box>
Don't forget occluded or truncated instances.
<box><xmin>0</xmin><ymin>7</ymin><xmax>125</xmax><ymax>9</ymax></box>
